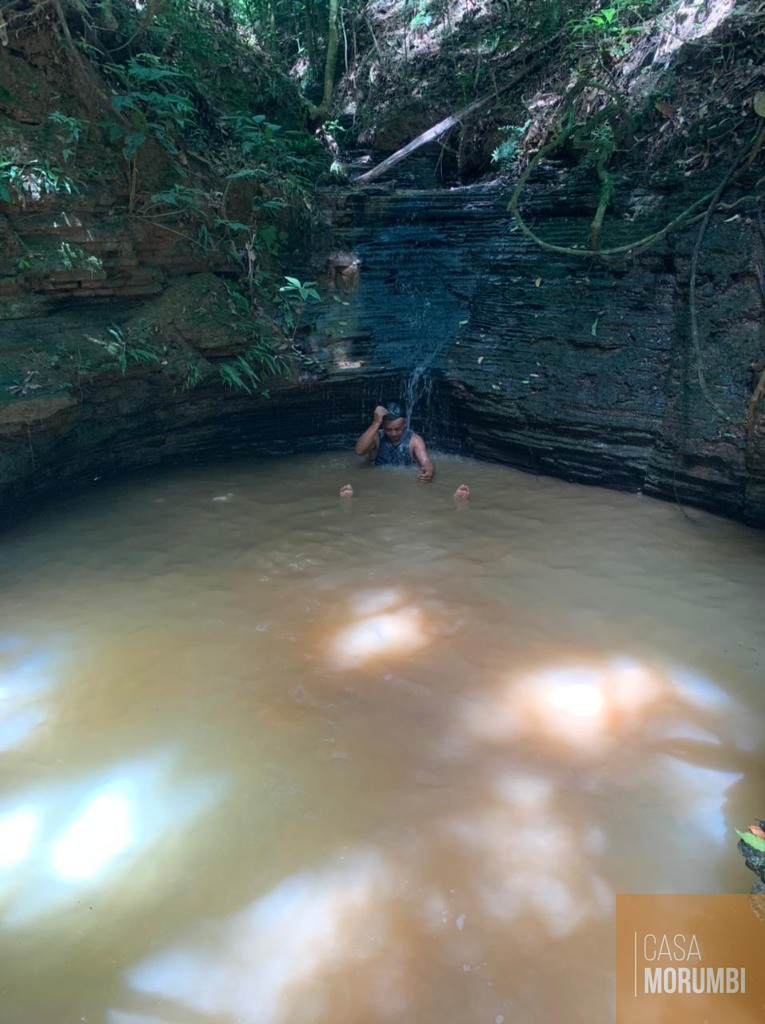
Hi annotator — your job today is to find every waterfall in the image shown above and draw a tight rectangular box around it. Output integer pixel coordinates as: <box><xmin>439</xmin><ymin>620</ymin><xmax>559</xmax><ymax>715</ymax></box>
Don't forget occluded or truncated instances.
<box><xmin>403</xmin><ymin>358</ymin><xmax>436</xmax><ymax>427</ymax></box>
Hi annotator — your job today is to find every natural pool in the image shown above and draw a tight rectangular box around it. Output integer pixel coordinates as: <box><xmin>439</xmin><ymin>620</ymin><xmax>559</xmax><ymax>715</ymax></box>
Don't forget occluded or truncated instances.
<box><xmin>1</xmin><ymin>452</ymin><xmax>764</xmax><ymax>1024</ymax></box>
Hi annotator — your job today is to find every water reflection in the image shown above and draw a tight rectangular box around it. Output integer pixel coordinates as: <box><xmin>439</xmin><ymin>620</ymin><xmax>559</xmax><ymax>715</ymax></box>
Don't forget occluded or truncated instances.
<box><xmin>0</xmin><ymin>750</ymin><xmax>224</xmax><ymax>927</ymax></box>
<box><xmin>0</xmin><ymin>453</ymin><xmax>762</xmax><ymax>1024</ymax></box>
<box><xmin>0</xmin><ymin>647</ymin><xmax>57</xmax><ymax>751</ymax></box>
<box><xmin>331</xmin><ymin>589</ymin><xmax>429</xmax><ymax>667</ymax></box>
<box><xmin>51</xmin><ymin>780</ymin><xmax>136</xmax><ymax>881</ymax></box>
<box><xmin>122</xmin><ymin>852</ymin><xmax>390</xmax><ymax>1024</ymax></box>
<box><xmin>0</xmin><ymin>803</ymin><xmax>40</xmax><ymax>869</ymax></box>
<box><xmin>463</xmin><ymin>655</ymin><xmax>741</xmax><ymax>757</ymax></box>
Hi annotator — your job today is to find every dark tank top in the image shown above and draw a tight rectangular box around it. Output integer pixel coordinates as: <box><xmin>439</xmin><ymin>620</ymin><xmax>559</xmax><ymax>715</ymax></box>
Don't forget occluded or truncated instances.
<box><xmin>375</xmin><ymin>427</ymin><xmax>414</xmax><ymax>466</ymax></box>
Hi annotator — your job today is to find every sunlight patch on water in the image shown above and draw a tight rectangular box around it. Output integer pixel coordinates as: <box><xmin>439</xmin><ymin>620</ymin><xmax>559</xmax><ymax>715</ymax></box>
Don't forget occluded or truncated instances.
<box><xmin>331</xmin><ymin>591</ymin><xmax>429</xmax><ymax>667</ymax></box>
<box><xmin>50</xmin><ymin>781</ymin><xmax>135</xmax><ymax>882</ymax></box>
<box><xmin>657</xmin><ymin>758</ymin><xmax>744</xmax><ymax>848</ymax></box>
<box><xmin>122</xmin><ymin>850</ymin><xmax>393</xmax><ymax>1024</ymax></box>
<box><xmin>109</xmin><ymin>1013</ymin><xmax>167</xmax><ymax>1024</ymax></box>
<box><xmin>545</xmin><ymin>677</ymin><xmax>606</xmax><ymax>718</ymax></box>
<box><xmin>1</xmin><ymin>754</ymin><xmax>225</xmax><ymax>927</ymax></box>
<box><xmin>492</xmin><ymin>773</ymin><xmax>554</xmax><ymax>809</ymax></box>
<box><xmin>1</xmin><ymin>453</ymin><xmax>763</xmax><ymax>1024</ymax></box>
<box><xmin>463</xmin><ymin>656</ymin><xmax>726</xmax><ymax>752</ymax></box>
<box><xmin>0</xmin><ymin>649</ymin><xmax>58</xmax><ymax>752</ymax></box>
<box><xmin>443</xmin><ymin>801</ymin><xmax>612</xmax><ymax>942</ymax></box>
<box><xmin>353</xmin><ymin>587</ymin><xmax>406</xmax><ymax>617</ymax></box>
<box><xmin>672</xmin><ymin>667</ymin><xmax>736</xmax><ymax>712</ymax></box>
<box><xmin>0</xmin><ymin>804</ymin><xmax>41</xmax><ymax>870</ymax></box>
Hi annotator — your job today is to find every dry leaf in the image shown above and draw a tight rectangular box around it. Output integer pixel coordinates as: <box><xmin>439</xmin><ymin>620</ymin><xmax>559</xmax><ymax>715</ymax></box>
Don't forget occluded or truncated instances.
<box><xmin>655</xmin><ymin>100</ymin><xmax>676</xmax><ymax>119</ymax></box>
<box><xmin>755</xmin><ymin>91</ymin><xmax>765</xmax><ymax>118</ymax></box>
<box><xmin>534</xmin><ymin>277</ymin><xmax>541</xmax><ymax>287</ymax></box>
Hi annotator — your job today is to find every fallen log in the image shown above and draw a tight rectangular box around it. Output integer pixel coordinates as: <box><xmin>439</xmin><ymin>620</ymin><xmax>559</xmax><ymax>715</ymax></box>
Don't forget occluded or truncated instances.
<box><xmin>352</xmin><ymin>53</ymin><xmax>552</xmax><ymax>186</ymax></box>
<box><xmin>352</xmin><ymin>94</ymin><xmax>493</xmax><ymax>185</ymax></box>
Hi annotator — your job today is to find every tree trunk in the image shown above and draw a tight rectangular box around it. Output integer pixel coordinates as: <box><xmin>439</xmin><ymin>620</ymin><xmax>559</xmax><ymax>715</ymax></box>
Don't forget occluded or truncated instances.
<box><xmin>307</xmin><ymin>0</ymin><xmax>340</xmax><ymax>122</ymax></box>
<box><xmin>353</xmin><ymin>54</ymin><xmax>551</xmax><ymax>185</ymax></box>
<box><xmin>353</xmin><ymin>95</ymin><xmax>492</xmax><ymax>184</ymax></box>
<box><xmin>320</xmin><ymin>0</ymin><xmax>340</xmax><ymax>117</ymax></box>
<box><xmin>97</xmin><ymin>0</ymin><xmax>119</xmax><ymax>32</ymax></box>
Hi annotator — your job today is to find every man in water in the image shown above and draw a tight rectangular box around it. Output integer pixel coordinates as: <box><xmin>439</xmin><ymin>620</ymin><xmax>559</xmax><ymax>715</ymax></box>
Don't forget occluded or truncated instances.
<box><xmin>354</xmin><ymin>402</ymin><xmax>435</xmax><ymax>482</ymax></box>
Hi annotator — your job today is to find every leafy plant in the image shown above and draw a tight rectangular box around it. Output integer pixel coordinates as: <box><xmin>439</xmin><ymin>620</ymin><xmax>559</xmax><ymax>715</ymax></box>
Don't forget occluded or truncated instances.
<box><xmin>48</xmin><ymin>111</ymin><xmax>88</xmax><ymax>163</ymax></box>
<box><xmin>208</xmin><ymin>283</ymin><xmax>293</xmax><ymax>394</ymax></box>
<box><xmin>491</xmin><ymin>121</ymin><xmax>531</xmax><ymax>170</ymax></box>
<box><xmin>276</xmin><ymin>275</ymin><xmax>321</xmax><ymax>341</ymax></box>
<box><xmin>99</xmin><ymin>53</ymin><xmax>195</xmax><ymax>208</ymax></box>
<box><xmin>86</xmin><ymin>325</ymin><xmax>162</xmax><ymax>375</ymax></box>
<box><xmin>220</xmin><ymin>112</ymin><xmax>319</xmax><ymax>184</ymax></box>
<box><xmin>105</xmin><ymin>54</ymin><xmax>194</xmax><ymax>146</ymax></box>
<box><xmin>0</xmin><ymin>158</ymin><xmax>78</xmax><ymax>204</ymax></box>
<box><xmin>181</xmin><ymin>357</ymin><xmax>204</xmax><ymax>391</ymax></box>
<box><xmin>218</xmin><ymin>353</ymin><xmax>261</xmax><ymax>393</ymax></box>
<box><xmin>58</xmin><ymin>242</ymin><xmax>103</xmax><ymax>276</ymax></box>
<box><xmin>737</xmin><ymin>830</ymin><xmax>765</xmax><ymax>853</ymax></box>
<box><xmin>566</xmin><ymin>0</ymin><xmax>664</xmax><ymax>41</ymax></box>
<box><xmin>279</xmin><ymin>276</ymin><xmax>320</xmax><ymax>302</ymax></box>
<box><xmin>573</xmin><ymin>7</ymin><xmax>619</xmax><ymax>34</ymax></box>
<box><xmin>217</xmin><ymin>343</ymin><xmax>288</xmax><ymax>395</ymax></box>
<box><xmin>409</xmin><ymin>7</ymin><xmax>432</xmax><ymax>31</ymax></box>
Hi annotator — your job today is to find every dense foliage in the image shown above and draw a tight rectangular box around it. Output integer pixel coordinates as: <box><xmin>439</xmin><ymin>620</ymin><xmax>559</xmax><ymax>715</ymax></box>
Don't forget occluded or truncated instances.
<box><xmin>1</xmin><ymin>0</ymin><xmax>763</xmax><ymax>395</ymax></box>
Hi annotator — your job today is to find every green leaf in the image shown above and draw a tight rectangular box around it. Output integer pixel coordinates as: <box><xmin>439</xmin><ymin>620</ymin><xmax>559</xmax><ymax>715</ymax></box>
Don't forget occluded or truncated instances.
<box><xmin>225</xmin><ymin>168</ymin><xmax>261</xmax><ymax>181</ymax></box>
<box><xmin>219</xmin><ymin>362</ymin><xmax>251</xmax><ymax>393</ymax></box>
<box><xmin>259</xmin><ymin>225</ymin><xmax>279</xmax><ymax>248</ymax></box>
<box><xmin>123</xmin><ymin>132</ymin><xmax>147</xmax><ymax>158</ymax></box>
<box><xmin>112</xmin><ymin>95</ymin><xmax>138</xmax><ymax>113</ymax></box>
<box><xmin>99</xmin><ymin>119</ymin><xmax>125</xmax><ymax>144</ymax></box>
<box><xmin>214</xmin><ymin>218</ymin><xmax>251</xmax><ymax>232</ymax></box>
<box><xmin>736</xmin><ymin>830</ymin><xmax>765</xmax><ymax>852</ymax></box>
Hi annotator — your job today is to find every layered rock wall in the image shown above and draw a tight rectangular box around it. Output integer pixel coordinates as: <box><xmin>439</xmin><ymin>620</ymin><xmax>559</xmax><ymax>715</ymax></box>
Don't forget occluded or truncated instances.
<box><xmin>2</xmin><ymin>173</ymin><xmax>764</xmax><ymax>528</ymax></box>
<box><xmin>311</xmin><ymin>176</ymin><xmax>765</xmax><ymax>525</ymax></box>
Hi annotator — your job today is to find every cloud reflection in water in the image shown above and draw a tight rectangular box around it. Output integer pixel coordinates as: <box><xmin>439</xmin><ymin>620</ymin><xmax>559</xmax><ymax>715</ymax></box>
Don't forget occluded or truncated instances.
<box><xmin>0</xmin><ymin>649</ymin><xmax>57</xmax><ymax>752</ymax></box>
<box><xmin>0</xmin><ymin>752</ymin><xmax>224</xmax><ymax>927</ymax></box>
<box><xmin>330</xmin><ymin>589</ymin><xmax>429</xmax><ymax>668</ymax></box>
<box><xmin>120</xmin><ymin>851</ymin><xmax>393</xmax><ymax>1024</ymax></box>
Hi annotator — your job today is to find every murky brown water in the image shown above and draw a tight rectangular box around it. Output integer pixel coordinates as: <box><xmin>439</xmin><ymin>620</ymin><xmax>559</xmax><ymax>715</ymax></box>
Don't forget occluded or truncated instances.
<box><xmin>1</xmin><ymin>452</ymin><xmax>764</xmax><ymax>1024</ymax></box>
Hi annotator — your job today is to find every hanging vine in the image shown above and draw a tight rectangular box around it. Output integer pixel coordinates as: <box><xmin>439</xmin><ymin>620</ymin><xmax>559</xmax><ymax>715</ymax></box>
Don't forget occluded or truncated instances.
<box><xmin>507</xmin><ymin>81</ymin><xmax>765</xmax><ymax>427</ymax></box>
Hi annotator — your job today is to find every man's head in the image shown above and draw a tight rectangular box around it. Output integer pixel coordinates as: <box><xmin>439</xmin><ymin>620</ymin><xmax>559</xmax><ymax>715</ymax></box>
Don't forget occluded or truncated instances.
<box><xmin>382</xmin><ymin>402</ymin><xmax>407</xmax><ymax>444</ymax></box>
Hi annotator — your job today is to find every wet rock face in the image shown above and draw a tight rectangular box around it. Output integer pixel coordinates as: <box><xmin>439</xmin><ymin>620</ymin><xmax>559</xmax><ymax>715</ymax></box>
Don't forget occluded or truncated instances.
<box><xmin>311</xmin><ymin>177</ymin><xmax>765</xmax><ymax>526</ymax></box>
<box><xmin>1</xmin><ymin>171</ymin><xmax>764</xmax><ymax>529</ymax></box>
<box><xmin>0</xmin><ymin>265</ymin><xmax>388</xmax><ymax>524</ymax></box>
